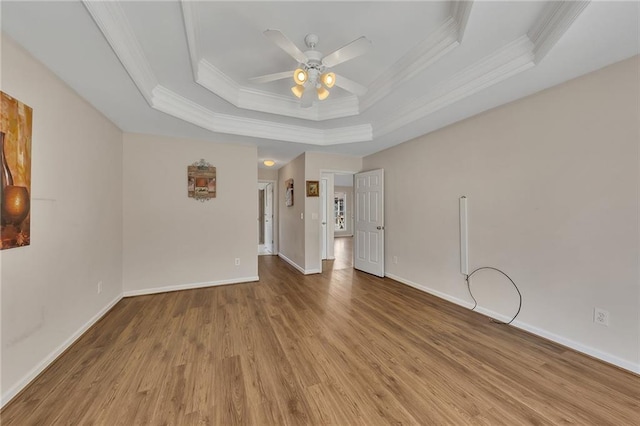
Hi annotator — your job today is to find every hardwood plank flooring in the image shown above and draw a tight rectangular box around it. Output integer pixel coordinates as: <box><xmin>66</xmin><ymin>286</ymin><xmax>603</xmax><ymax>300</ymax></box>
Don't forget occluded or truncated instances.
<box><xmin>2</xmin><ymin>243</ymin><xmax>638</xmax><ymax>425</ymax></box>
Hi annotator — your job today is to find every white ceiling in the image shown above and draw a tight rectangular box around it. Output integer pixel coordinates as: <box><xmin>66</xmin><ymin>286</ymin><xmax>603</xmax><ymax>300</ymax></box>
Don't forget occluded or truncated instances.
<box><xmin>2</xmin><ymin>1</ymin><xmax>638</xmax><ymax>169</ymax></box>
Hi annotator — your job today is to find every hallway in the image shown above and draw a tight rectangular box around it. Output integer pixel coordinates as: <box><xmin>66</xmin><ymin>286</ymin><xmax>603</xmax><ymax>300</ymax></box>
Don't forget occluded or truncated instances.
<box><xmin>323</xmin><ymin>236</ymin><xmax>353</xmax><ymax>271</ymax></box>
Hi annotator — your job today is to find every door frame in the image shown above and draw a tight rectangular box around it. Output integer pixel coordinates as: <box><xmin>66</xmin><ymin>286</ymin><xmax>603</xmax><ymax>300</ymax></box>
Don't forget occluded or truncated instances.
<box><xmin>264</xmin><ymin>182</ymin><xmax>274</xmax><ymax>253</ymax></box>
<box><xmin>320</xmin><ymin>178</ymin><xmax>328</xmax><ymax>260</ymax></box>
<box><xmin>258</xmin><ymin>179</ymin><xmax>278</xmax><ymax>255</ymax></box>
<box><xmin>318</xmin><ymin>169</ymin><xmax>356</xmax><ymax>272</ymax></box>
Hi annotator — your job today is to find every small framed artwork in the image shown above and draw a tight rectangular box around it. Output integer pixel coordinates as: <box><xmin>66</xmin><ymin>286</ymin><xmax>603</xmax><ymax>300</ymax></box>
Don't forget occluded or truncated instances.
<box><xmin>285</xmin><ymin>178</ymin><xmax>294</xmax><ymax>207</ymax></box>
<box><xmin>306</xmin><ymin>180</ymin><xmax>319</xmax><ymax>197</ymax></box>
<box><xmin>188</xmin><ymin>159</ymin><xmax>216</xmax><ymax>202</ymax></box>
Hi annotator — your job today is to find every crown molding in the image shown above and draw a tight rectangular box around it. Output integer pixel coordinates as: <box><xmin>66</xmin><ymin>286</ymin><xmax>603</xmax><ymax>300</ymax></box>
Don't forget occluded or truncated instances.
<box><xmin>451</xmin><ymin>0</ymin><xmax>474</xmax><ymax>41</ymax></box>
<box><xmin>83</xmin><ymin>1</ymin><xmax>157</xmax><ymax>104</ymax></box>
<box><xmin>180</xmin><ymin>0</ymin><xmax>200</xmax><ymax>80</ymax></box>
<box><xmin>359</xmin><ymin>1</ymin><xmax>473</xmax><ymax>111</ymax></box>
<box><xmin>151</xmin><ymin>86</ymin><xmax>372</xmax><ymax>146</ymax></box>
<box><xmin>528</xmin><ymin>1</ymin><xmax>591</xmax><ymax>63</ymax></box>
<box><xmin>183</xmin><ymin>1</ymin><xmax>360</xmax><ymax>121</ymax></box>
<box><xmin>86</xmin><ymin>0</ymin><xmax>588</xmax><ymax>146</ymax></box>
<box><xmin>375</xmin><ymin>36</ymin><xmax>535</xmax><ymax>138</ymax></box>
<box><xmin>195</xmin><ymin>58</ymin><xmax>362</xmax><ymax>122</ymax></box>
<box><xmin>196</xmin><ymin>59</ymin><xmax>361</xmax><ymax>121</ymax></box>
<box><xmin>83</xmin><ymin>0</ymin><xmax>370</xmax><ymax>145</ymax></box>
<box><xmin>197</xmin><ymin>59</ymin><xmax>241</xmax><ymax>105</ymax></box>
<box><xmin>360</xmin><ymin>17</ymin><xmax>461</xmax><ymax>111</ymax></box>
<box><xmin>182</xmin><ymin>0</ymin><xmax>470</xmax><ymax>120</ymax></box>
<box><xmin>375</xmin><ymin>1</ymin><xmax>590</xmax><ymax>139</ymax></box>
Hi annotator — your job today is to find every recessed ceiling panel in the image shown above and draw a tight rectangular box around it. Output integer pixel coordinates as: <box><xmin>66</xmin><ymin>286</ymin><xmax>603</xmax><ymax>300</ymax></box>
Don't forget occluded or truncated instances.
<box><xmin>195</xmin><ymin>1</ymin><xmax>450</xmax><ymax>93</ymax></box>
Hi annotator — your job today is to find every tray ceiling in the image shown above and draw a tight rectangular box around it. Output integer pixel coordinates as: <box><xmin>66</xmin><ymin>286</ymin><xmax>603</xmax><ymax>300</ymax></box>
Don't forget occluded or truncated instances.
<box><xmin>2</xmin><ymin>1</ymin><xmax>638</xmax><ymax>168</ymax></box>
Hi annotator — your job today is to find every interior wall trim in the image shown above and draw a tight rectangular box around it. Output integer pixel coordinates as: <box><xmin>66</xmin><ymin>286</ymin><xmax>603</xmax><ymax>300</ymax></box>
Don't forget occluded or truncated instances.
<box><xmin>385</xmin><ymin>272</ymin><xmax>640</xmax><ymax>375</ymax></box>
<box><xmin>1</xmin><ymin>294</ymin><xmax>123</xmax><ymax>408</ymax></box>
<box><xmin>123</xmin><ymin>277</ymin><xmax>260</xmax><ymax>298</ymax></box>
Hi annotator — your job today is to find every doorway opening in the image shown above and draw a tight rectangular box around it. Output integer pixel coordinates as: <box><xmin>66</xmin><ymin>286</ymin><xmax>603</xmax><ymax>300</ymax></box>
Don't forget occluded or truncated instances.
<box><xmin>320</xmin><ymin>172</ymin><xmax>354</xmax><ymax>271</ymax></box>
<box><xmin>258</xmin><ymin>181</ymin><xmax>274</xmax><ymax>255</ymax></box>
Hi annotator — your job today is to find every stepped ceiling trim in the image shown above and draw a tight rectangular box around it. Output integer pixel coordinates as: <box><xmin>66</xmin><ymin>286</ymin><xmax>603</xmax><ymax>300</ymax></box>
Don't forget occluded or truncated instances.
<box><xmin>84</xmin><ymin>0</ymin><xmax>372</xmax><ymax>145</ymax></box>
<box><xmin>83</xmin><ymin>1</ymin><xmax>157</xmax><ymax>103</ymax></box>
<box><xmin>528</xmin><ymin>1</ymin><xmax>591</xmax><ymax>63</ymax></box>
<box><xmin>182</xmin><ymin>0</ymin><xmax>474</xmax><ymax>120</ymax></box>
<box><xmin>84</xmin><ymin>0</ymin><xmax>590</xmax><ymax>146</ymax></box>
<box><xmin>376</xmin><ymin>1</ymin><xmax>590</xmax><ymax>138</ymax></box>
<box><xmin>152</xmin><ymin>86</ymin><xmax>373</xmax><ymax>146</ymax></box>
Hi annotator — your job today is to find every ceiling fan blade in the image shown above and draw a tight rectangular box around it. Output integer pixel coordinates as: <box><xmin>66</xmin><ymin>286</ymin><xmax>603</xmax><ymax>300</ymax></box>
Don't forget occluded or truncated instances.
<box><xmin>321</xmin><ymin>36</ymin><xmax>372</xmax><ymax>68</ymax></box>
<box><xmin>334</xmin><ymin>74</ymin><xmax>368</xmax><ymax>97</ymax></box>
<box><xmin>300</xmin><ymin>86</ymin><xmax>314</xmax><ymax>108</ymax></box>
<box><xmin>264</xmin><ymin>29</ymin><xmax>308</xmax><ymax>64</ymax></box>
<box><xmin>249</xmin><ymin>71</ymin><xmax>293</xmax><ymax>84</ymax></box>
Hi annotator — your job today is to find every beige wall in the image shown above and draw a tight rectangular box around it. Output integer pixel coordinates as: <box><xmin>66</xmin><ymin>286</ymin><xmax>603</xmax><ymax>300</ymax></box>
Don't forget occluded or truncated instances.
<box><xmin>364</xmin><ymin>56</ymin><xmax>640</xmax><ymax>372</ymax></box>
<box><xmin>1</xmin><ymin>35</ymin><xmax>124</xmax><ymax>404</ymax></box>
<box><xmin>122</xmin><ymin>133</ymin><xmax>258</xmax><ymax>294</ymax></box>
<box><xmin>278</xmin><ymin>154</ymin><xmax>306</xmax><ymax>271</ymax></box>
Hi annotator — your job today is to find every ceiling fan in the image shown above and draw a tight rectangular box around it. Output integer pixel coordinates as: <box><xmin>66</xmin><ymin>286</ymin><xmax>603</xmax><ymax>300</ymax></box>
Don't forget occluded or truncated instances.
<box><xmin>250</xmin><ymin>30</ymin><xmax>372</xmax><ymax>108</ymax></box>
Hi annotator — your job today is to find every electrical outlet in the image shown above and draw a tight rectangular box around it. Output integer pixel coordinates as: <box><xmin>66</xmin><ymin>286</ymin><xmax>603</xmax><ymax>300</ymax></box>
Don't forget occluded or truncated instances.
<box><xmin>392</xmin><ymin>256</ymin><xmax>398</xmax><ymax>264</ymax></box>
<box><xmin>594</xmin><ymin>307</ymin><xmax>609</xmax><ymax>326</ymax></box>
<box><xmin>235</xmin><ymin>258</ymin><xmax>240</xmax><ymax>266</ymax></box>
<box><xmin>97</xmin><ymin>281</ymin><xmax>102</xmax><ymax>294</ymax></box>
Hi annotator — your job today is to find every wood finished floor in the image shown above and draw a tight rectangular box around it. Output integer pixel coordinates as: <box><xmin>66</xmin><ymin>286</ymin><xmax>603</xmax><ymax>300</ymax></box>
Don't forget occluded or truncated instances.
<box><xmin>2</xmin><ymin>241</ymin><xmax>638</xmax><ymax>425</ymax></box>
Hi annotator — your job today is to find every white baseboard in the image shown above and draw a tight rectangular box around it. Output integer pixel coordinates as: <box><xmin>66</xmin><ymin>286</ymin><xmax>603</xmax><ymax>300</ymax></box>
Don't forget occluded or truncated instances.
<box><xmin>278</xmin><ymin>253</ymin><xmax>305</xmax><ymax>273</ymax></box>
<box><xmin>277</xmin><ymin>253</ymin><xmax>319</xmax><ymax>275</ymax></box>
<box><xmin>1</xmin><ymin>294</ymin><xmax>123</xmax><ymax>408</ymax></box>
<box><xmin>123</xmin><ymin>276</ymin><xmax>259</xmax><ymax>297</ymax></box>
<box><xmin>385</xmin><ymin>273</ymin><xmax>640</xmax><ymax>375</ymax></box>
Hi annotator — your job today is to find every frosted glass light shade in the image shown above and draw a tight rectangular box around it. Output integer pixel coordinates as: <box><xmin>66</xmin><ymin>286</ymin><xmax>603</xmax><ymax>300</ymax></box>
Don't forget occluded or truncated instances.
<box><xmin>321</xmin><ymin>72</ymin><xmax>336</xmax><ymax>88</ymax></box>
<box><xmin>293</xmin><ymin>68</ymin><xmax>308</xmax><ymax>85</ymax></box>
<box><xmin>291</xmin><ymin>85</ymin><xmax>304</xmax><ymax>98</ymax></box>
<box><xmin>317</xmin><ymin>86</ymin><xmax>330</xmax><ymax>100</ymax></box>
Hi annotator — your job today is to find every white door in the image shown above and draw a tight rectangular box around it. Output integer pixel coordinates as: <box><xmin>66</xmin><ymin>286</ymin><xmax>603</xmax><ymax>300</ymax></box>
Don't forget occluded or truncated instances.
<box><xmin>264</xmin><ymin>183</ymin><xmax>273</xmax><ymax>253</ymax></box>
<box><xmin>320</xmin><ymin>178</ymin><xmax>328</xmax><ymax>260</ymax></box>
<box><xmin>354</xmin><ymin>169</ymin><xmax>384</xmax><ymax>277</ymax></box>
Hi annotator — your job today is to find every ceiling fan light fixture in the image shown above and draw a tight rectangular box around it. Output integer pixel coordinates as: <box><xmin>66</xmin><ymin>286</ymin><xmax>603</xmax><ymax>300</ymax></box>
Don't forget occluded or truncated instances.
<box><xmin>293</xmin><ymin>68</ymin><xmax>307</xmax><ymax>85</ymax></box>
<box><xmin>291</xmin><ymin>84</ymin><xmax>305</xmax><ymax>98</ymax></box>
<box><xmin>321</xmin><ymin>72</ymin><xmax>336</xmax><ymax>88</ymax></box>
<box><xmin>317</xmin><ymin>86</ymin><xmax>330</xmax><ymax>101</ymax></box>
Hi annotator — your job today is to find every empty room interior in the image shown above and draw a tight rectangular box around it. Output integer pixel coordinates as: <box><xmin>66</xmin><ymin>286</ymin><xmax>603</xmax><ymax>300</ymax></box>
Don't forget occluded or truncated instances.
<box><xmin>1</xmin><ymin>1</ymin><xmax>639</xmax><ymax>424</ymax></box>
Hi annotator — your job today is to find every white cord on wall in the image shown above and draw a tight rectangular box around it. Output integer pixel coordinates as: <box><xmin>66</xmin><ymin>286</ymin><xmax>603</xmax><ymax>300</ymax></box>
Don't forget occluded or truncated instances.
<box><xmin>459</xmin><ymin>196</ymin><xmax>469</xmax><ymax>275</ymax></box>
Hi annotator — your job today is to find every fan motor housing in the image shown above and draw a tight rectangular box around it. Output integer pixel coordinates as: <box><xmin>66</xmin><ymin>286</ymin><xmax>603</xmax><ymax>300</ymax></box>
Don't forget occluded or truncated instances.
<box><xmin>304</xmin><ymin>50</ymin><xmax>323</xmax><ymax>65</ymax></box>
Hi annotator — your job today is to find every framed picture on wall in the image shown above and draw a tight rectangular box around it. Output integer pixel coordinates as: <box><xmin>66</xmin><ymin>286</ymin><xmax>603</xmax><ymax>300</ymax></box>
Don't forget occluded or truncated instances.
<box><xmin>188</xmin><ymin>159</ymin><xmax>216</xmax><ymax>201</ymax></box>
<box><xmin>306</xmin><ymin>180</ymin><xmax>319</xmax><ymax>197</ymax></box>
<box><xmin>285</xmin><ymin>178</ymin><xmax>294</xmax><ymax>207</ymax></box>
<box><xmin>1</xmin><ymin>91</ymin><xmax>33</xmax><ymax>250</ymax></box>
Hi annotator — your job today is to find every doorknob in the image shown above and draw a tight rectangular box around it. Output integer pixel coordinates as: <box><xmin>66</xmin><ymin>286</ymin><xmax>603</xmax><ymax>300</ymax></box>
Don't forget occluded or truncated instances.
<box><xmin>377</xmin><ymin>226</ymin><xmax>384</xmax><ymax>230</ymax></box>
<box><xmin>322</xmin><ymin>222</ymin><xmax>326</xmax><ymax>225</ymax></box>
